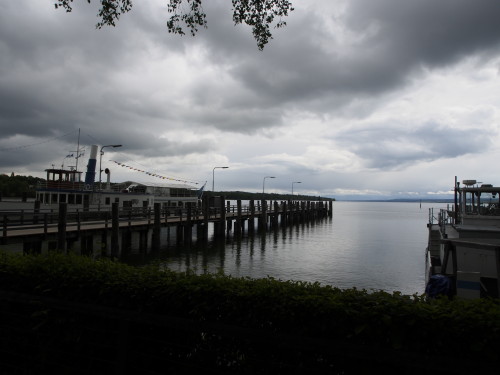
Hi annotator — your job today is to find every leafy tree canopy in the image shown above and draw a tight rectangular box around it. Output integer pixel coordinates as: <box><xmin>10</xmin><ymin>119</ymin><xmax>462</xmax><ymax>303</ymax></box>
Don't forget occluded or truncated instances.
<box><xmin>54</xmin><ymin>0</ymin><xmax>294</xmax><ymax>50</ymax></box>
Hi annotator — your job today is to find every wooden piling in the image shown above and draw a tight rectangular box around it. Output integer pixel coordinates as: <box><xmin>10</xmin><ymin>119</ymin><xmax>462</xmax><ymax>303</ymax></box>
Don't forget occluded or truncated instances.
<box><xmin>259</xmin><ymin>200</ymin><xmax>267</xmax><ymax>231</ymax></box>
<box><xmin>235</xmin><ymin>200</ymin><xmax>242</xmax><ymax>235</ymax></box>
<box><xmin>273</xmin><ymin>201</ymin><xmax>279</xmax><ymax>229</ymax></box>
<box><xmin>282</xmin><ymin>201</ymin><xmax>287</xmax><ymax>227</ymax></box>
<box><xmin>249</xmin><ymin>200</ymin><xmax>255</xmax><ymax>233</ymax></box>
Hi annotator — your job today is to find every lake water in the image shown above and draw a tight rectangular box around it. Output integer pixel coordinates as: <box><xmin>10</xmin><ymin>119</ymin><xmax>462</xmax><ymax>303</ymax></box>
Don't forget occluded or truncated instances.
<box><xmin>123</xmin><ymin>201</ymin><xmax>450</xmax><ymax>296</ymax></box>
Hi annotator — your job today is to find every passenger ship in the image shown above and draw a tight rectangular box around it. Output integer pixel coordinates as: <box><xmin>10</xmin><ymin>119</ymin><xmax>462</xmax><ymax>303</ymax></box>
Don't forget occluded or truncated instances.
<box><xmin>426</xmin><ymin>177</ymin><xmax>500</xmax><ymax>299</ymax></box>
<box><xmin>36</xmin><ymin>145</ymin><xmax>201</xmax><ymax>211</ymax></box>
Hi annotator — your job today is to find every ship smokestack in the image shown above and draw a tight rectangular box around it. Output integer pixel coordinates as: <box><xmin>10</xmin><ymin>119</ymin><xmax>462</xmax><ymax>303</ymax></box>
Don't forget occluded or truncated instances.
<box><xmin>84</xmin><ymin>145</ymin><xmax>98</xmax><ymax>186</ymax></box>
<box><xmin>105</xmin><ymin>168</ymin><xmax>111</xmax><ymax>190</ymax></box>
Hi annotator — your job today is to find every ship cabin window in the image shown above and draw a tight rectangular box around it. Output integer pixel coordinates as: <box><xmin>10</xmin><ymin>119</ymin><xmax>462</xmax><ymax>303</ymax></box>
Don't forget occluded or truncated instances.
<box><xmin>60</xmin><ymin>194</ymin><xmax>66</xmax><ymax>203</ymax></box>
<box><xmin>52</xmin><ymin>194</ymin><xmax>58</xmax><ymax>203</ymax></box>
<box><xmin>68</xmin><ymin>194</ymin><xmax>75</xmax><ymax>204</ymax></box>
<box><xmin>105</xmin><ymin>197</ymin><xmax>111</xmax><ymax>205</ymax></box>
<box><xmin>115</xmin><ymin>198</ymin><xmax>119</xmax><ymax>203</ymax></box>
<box><xmin>76</xmin><ymin>195</ymin><xmax>82</xmax><ymax>205</ymax></box>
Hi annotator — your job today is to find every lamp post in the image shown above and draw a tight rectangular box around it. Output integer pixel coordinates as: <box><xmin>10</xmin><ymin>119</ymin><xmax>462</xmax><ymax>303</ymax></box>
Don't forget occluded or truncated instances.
<box><xmin>262</xmin><ymin>176</ymin><xmax>276</xmax><ymax>196</ymax></box>
<box><xmin>99</xmin><ymin>144</ymin><xmax>122</xmax><ymax>191</ymax></box>
<box><xmin>292</xmin><ymin>181</ymin><xmax>302</xmax><ymax>196</ymax></box>
<box><xmin>212</xmin><ymin>166</ymin><xmax>229</xmax><ymax>192</ymax></box>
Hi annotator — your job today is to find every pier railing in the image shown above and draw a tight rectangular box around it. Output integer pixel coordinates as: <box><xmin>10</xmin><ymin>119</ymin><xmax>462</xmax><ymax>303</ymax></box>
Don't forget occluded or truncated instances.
<box><xmin>1</xmin><ymin>199</ymin><xmax>333</xmax><ymax>247</ymax></box>
<box><xmin>428</xmin><ymin>208</ymin><xmax>455</xmax><ymax>238</ymax></box>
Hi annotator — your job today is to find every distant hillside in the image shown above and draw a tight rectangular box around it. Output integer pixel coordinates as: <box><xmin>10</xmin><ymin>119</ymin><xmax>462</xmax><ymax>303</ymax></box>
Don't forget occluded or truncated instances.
<box><xmin>206</xmin><ymin>191</ymin><xmax>335</xmax><ymax>201</ymax></box>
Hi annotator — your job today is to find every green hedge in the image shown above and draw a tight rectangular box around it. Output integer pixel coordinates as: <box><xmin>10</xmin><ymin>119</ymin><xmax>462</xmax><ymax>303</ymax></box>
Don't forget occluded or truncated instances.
<box><xmin>1</xmin><ymin>252</ymin><xmax>499</xmax><ymax>363</ymax></box>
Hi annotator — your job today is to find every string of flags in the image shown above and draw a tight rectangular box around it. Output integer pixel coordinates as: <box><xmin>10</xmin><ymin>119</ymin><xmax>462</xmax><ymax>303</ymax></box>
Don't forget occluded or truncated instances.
<box><xmin>110</xmin><ymin>160</ymin><xmax>199</xmax><ymax>185</ymax></box>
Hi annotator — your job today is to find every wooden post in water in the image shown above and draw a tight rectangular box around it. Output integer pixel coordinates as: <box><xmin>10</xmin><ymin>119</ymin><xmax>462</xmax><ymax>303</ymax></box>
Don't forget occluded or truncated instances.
<box><xmin>259</xmin><ymin>199</ymin><xmax>267</xmax><ymax>231</ymax></box>
<box><xmin>57</xmin><ymin>203</ymin><xmax>67</xmax><ymax>252</ymax></box>
<box><xmin>329</xmin><ymin>200</ymin><xmax>333</xmax><ymax>217</ymax></box>
<box><xmin>249</xmin><ymin>200</ymin><xmax>255</xmax><ymax>233</ymax></box>
<box><xmin>216</xmin><ymin>195</ymin><xmax>226</xmax><ymax>238</ymax></box>
<box><xmin>152</xmin><ymin>203</ymin><xmax>161</xmax><ymax>251</ymax></box>
<box><xmin>273</xmin><ymin>201</ymin><xmax>279</xmax><ymax>229</ymax></box>
<box><xmin>111</xmin><ymin>202</ymin><xmax>119</xmax><ymax>257</ymax></box>
<box><xmin>235</xmin><ymin>200</ymin><xmax>242</xmax><ymax>235</ymax></box>
<box><xmin>282</xmin><ymin>201</ymin><xmax>287</xmax><ymax>227</ymax></box>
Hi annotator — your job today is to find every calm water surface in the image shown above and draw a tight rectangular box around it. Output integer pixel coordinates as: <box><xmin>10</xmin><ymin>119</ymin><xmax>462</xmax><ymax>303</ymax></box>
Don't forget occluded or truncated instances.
<box><xmin>123</xmin><ymin>201</ymin><xmax>449</xmax><ymax>296</ymax></box>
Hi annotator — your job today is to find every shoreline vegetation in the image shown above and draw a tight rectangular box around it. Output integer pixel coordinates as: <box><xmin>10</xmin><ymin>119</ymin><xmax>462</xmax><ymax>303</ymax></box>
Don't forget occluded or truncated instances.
<box><xmin>0</xmin><ymin>252</ymin><xmax>498</xmax><ymax>373</ymax></box>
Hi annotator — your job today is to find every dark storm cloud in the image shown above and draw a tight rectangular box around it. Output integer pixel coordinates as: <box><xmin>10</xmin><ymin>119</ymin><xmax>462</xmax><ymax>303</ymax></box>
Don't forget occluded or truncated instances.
<box><xmin>198</xmin><ymin>0</ymin><xmax>500</xmax><ymax>112</ymax></box>
<box><xmin>336</xmin><ymin>122</ymin><xmax>493</xmax><ymax>169</ymax></box>
<box><xmin>0</xmin><ymin>1</ymin><xmax>217</xmax><ymax>171</ymax></box>
<box><xmin>345</xmin><ymin>0</ymin><xmax>500</xmax><ymax>67</ymax></box>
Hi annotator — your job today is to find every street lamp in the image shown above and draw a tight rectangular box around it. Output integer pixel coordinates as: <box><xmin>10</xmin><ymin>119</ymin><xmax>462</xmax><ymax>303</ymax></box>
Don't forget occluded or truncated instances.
<box><xmin>262</xmin><ymin>176</ymin><xmax>276</xmax><ymax>195</ymax></box>
<box><xmin>292</xmin><ymin>181</ymin><xmax>302</xmax><ymax>195</ymax></box>
<box><xmin>99</xmin><ymin>144</ymin><xmax>122</xmax><ymax>191</ymax></box>
<box><xmin>212</xmin><ymin>166</ymin><xmax>229</xmax><ymax>192</ymax></box>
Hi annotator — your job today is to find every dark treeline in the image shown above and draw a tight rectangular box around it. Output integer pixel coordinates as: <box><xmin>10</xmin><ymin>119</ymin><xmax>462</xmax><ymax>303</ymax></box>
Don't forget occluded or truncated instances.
<box><xmin>0</xmin><ymin>173</ymin><xmax>43</xmax><ymax>198</ymax></box>
<box><xmin>205</xmin><ymin>190</ymin><xmax>335</xmax><ymax>202</ymax></box>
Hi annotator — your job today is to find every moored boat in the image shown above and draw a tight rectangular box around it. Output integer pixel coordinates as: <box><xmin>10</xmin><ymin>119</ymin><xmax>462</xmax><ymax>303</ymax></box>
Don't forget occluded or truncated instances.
<box><xmin>35</xmin><ymin>145</ymin><xmax>201</xmax><ymax>211</ymax></box>
<box><xmin>426</xmin><ymin>177</ymin><xmax>500</xmax><ymax>299</ymax></box>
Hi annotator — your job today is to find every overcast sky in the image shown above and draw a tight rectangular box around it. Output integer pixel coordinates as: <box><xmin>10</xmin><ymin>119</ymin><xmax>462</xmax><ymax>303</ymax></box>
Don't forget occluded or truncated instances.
<box><xmin>1</xmin><ymin>0</ymin><xmax>500</xmax><ymax>199</ymax></box>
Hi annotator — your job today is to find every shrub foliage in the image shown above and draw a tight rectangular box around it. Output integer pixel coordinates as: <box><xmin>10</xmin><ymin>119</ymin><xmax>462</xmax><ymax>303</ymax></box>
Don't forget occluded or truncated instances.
<box><xmin>0</xmin><ymin>252</ymin><xmax>499</xmax><ymax>367</ymax></box>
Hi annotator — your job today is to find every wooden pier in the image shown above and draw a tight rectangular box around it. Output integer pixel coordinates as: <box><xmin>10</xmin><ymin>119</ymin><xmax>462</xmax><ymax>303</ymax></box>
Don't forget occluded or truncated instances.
<box><xmin>0</xmin><ymin>198</ymin><xmax>333</xmax><ymax>256</ymax></box>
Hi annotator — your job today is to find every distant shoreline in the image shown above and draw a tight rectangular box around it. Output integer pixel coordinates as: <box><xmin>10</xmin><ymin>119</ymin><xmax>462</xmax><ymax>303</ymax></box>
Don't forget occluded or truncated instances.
<box><xmin>334</xmin><ymin>199</ymin><xmax>455</xmax><ymax>203</ymax></box>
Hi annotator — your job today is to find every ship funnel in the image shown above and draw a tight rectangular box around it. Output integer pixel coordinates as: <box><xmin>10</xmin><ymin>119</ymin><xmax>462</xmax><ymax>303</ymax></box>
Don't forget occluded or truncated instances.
<box><xmin>105</xmin><ymin>168</ymin><xmax>111</xmax><ymax>190</ymax></box>
<box><xmin>84</xmin><ymin>145</ymin><xmax>98</xmax><ymax>186</ymax></box>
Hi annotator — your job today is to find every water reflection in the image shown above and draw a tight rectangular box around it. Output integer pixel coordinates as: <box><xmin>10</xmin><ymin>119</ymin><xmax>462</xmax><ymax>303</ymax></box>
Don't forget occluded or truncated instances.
<box><xmin>122</xmin><ymin>218</ymin><xmax>333</xmax><ymax>281</ymax></box>
<box><xmin>121</xmin><ymin>202</ymin><xmax>443</xmax><ymax>295</ymax></box>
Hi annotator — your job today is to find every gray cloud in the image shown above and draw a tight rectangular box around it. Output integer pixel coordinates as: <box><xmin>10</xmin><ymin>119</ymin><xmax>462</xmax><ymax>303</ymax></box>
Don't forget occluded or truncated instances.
<box><xmin>1</xmin><ymin>1</ymin><xmax>499</xmax><ymax>198</ymax></box>
<box><xmin>336</xmin><ymin>121</ymin><xmax>494</xmax><ymax>169</ymax></box>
